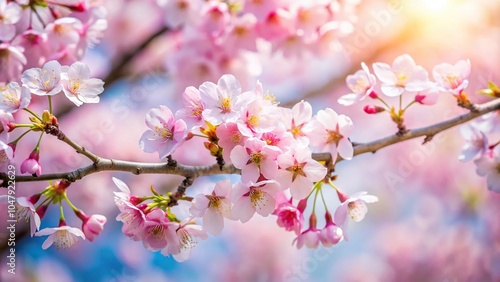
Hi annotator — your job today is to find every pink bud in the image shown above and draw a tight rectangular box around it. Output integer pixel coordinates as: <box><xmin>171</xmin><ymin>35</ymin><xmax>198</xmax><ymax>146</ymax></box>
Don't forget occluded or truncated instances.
<box><xmin>36</xmin><ymin>205</ymin><xmax>48</xmax><ymax>219</ymax></box>
<box><xmin>363</xmin><ymin>105</ymin><xmax>385</xmax><ymax>114</ymax></box>
<box><xmin>82</xmin><ymin>214</ymin><xmax>107</xmax><ymax>242</ymax></box>
<box><xmin>368</xmin><ymin>91</ymin><xmax>378</xmax><ymax>99</ymax></box>
<box><xmin>20</xmin><ymin>151</ymin><xmax>41</xmax><ymax>176</ymax></box>
<box><xmin>336</xmin><ymin>189</ymin><xmax>350</xmax><ymax>203</ymax></box>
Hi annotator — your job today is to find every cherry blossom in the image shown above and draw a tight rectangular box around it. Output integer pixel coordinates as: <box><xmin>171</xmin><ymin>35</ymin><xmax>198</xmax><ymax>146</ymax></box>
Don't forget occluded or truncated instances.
<box><xmin>141</xmin><ymin>208</ymin><xmax>178</xmax><ymax>251</ymax></box>
<box><xmin>0</xmin><ymin>43</ymin><xmax>26</xmax><ymax>83</ymax></box>
<box><xmin>432</xmin><ymin>59</ymin><xmax>471</xmax><ymax>95</ymax></box>
<box><xmin>0</xmin><ymin>142</ymin><xmax>13</xmax><ymax>171</ymax></box>
<box><xmin>232</xmin><ymin>180</ymin><xmax>282</xmax><ymax>223</ymax></box>
<box><xmin>320</xmin><ymin>211</ymin><xmax>343</xmax><ymax>247</ymax></box>
<box><xmin>338</xmin><ymin>62</ymin><xmax>377</xmax><ymax>106</ymax></box>
<box><xmin>0</xmin><ymin>82</ymin><xmax>31</xmax><ymax>113</ymax></box>
<box><xmin>295</xmin><ymin>214</ymin><xmax>321</xmax><ymax>249</ymax></box>
<box><xmin>216</xmin><ymin>122</ymin><xmax>246</xmax><ymax>163</ymax></box>
<box><xmin>60</xmin><ymin>62</ymin><xmax>105</xmax><ymax>106</ymax></box>
<box><xmin>162</xmin><ymin>220</ymin><xmax>207</xmax><ymax>262</ymax></box>
<box><xmin>15</xmin><ymin>196</ymin><xmax>41</xmax><ymax>237</ymax></box>
<box><xmin>21</xmin><ymin>60</ymin><xmax>63</xmax><ymax>96</ymax></box>
<box><xmin>273</xmin><ymin>193</ymin><xmax>304</xmax><ymax>235</ymax></box>
<box><xmin>275</xmin><ymin>146</ymin><xmax>327</xmax><ymax>199</ymax></box>
<box><xmin>334</xmin><ymin>191</ymin><xmax>378</xmax><ymax>240</ymax></box>
<box><xmin>0</xmin><ymin>0</ymin><xmax>22</xmax><ymax>41</ymax></box>
<box><xmin>474</xmin><ymin>146</ymin><xmax>500</xmax><ymax>193</ymax></box>
<box><xmin>139</xmin><ymin>105</ymin><xmax>188</xmax><ymax>159</ymax></box>
<box><xmin>35</xmin><ymin>225</ymin><xmax>86</xmax><ymax>250</ymax></box>
<box><xmin>189</xmin><ymin>180</ymin><xmax>233</xmax><ymax>235</ymax></box>
<box><xmin>373</xmin><ymin>54</ymin><xmax>429</xmax><ymax>97</ymax></box>
<box><xmin>230</xmin><ymin>137</ymin><xmax>281</xmax><ymax>183</ymax></box>
<box><xmin>458</xmin><ymin>124</ymin><xmax>488</xmax><ymax>162</ymax></box>
<box><xmin>200</xmin><ymin>74</ymin><xmax>248</xmax><ymax>125</ymax></box>
<box><xmin>309</xmin><ymin>108</ymin><xmax>354</xmax><ymax>163</ymax></box>
<box><xmin>282</xmin><ymin>100</ymin><xmax>313</xmax><ymax>145</ymax></box>
<box><xmin>175</xmin><ymin>86</ymin><xmax>206</xmax><ymax>130</ymax></box>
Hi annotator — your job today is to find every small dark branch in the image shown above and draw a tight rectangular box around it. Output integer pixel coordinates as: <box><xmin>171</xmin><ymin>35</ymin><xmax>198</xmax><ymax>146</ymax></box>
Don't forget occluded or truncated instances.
<box><xmin>216</xmin><ymin>155</ymin><xmax>225</xmax><ymax>171</ymax></box>
<box><xmin>168</xmin><ymin>177</ymin><xmax>194</xmax><ymax>207</ymax></box>
<box><xmin>423</xmin><ymin>135</ymin><xmax>434</xmax><ymax>144</ymax></box>
<box><xmin>167</xmin><ymin>155</ymin><xmax>177</xmax><ymax>167</ymax></box>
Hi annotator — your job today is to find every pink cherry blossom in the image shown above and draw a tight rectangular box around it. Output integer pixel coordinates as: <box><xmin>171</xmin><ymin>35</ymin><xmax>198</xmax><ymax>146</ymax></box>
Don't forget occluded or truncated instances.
<box><xmin>12</xmin><ymin>30</ymin><xmax>50</xmax><ymax>69</ymax></box>
<box><xmin>60</xmin><ymin>61</ymin><xmax>105</xmax><ymax>106</ymax></box>
<box><xmin>276</xmin><ymin>146</ymin><xmax>327</xmax><ymax>199</ymax></box>
<box><xmin>338</xmin><ymin>62</ymin><xmax>377</xmax><ymax>106</ymax></box>
<box><xmin>189</xmin><ymin>180</ymin><xmax>233</xmax><ymax>235</ymax></box>
<box><xmin>15</xmin><ymin>196</ymin><xmax>41</xmax><ymax>237</ymax></box>
<box><xmin>282</xmin><ymin>100</ymin><xmax>313</xmax><ymax>145</ymax></box>
<box><xmin>373</xmin><ymin>54</ymin><xmax>429</xmax><ymax>97</ymax></box>
<box><xmin>224</xmin><ymin>14</ymin><xmax>259</xmax><ymax>52</ymax></box>
<box><xmin>230</xmin><ymin>137</ymin><xmax>281</xmax><ymax>183</ymax></box>
<box><xmin>0</xmin><ymin>110</ymin><xmax>13</xmax><ymax>144</ymax></box>
<box><xmin>232</xmin><ymin>180</ymin><xmax>282</xmax><ymax>223</ymax></box>
<box><xmin>0</xmin><ymin>82</ymin><xmax>31</xmax><ymax>113</ymax></box>
<box><xmin>0</xmin><ymin>142</ymin><xmax>13</xmax><ymax>172</ymax></box>
<box><xmin>242</xmin><ymin>0</ymin><xmax>279</xmax><ymax>21</ymax></box>
<box><xmin>309</xmin><ymin>108</ymin><xmax>354</xmax><ymax>163</ymax></box>
<box><xmin>216</xmin><ymin>122</ymin><xmax>246</xmax><ymax>163</ymax></box>
<box><xmin>112</xmin><ymin>177</ymin><xmax>142</xmax><ymax>211</ymax></box>
<box><xmin>45</xmin><ymin>17</ymin><xmax>84</xmax><ymax>52</ymax></box>
<box><xmin>200</xmin><ymin>74</ymin><xmax>248</xmax><ymax>125</ymax></box>
<box><xmin>175</xmin><ymin>86</ymin><xmax>206</xmax><ymax>130</ymax></box>
<box><xmin>0</xmin><ymin>0</ymin><xmax>22</xmax><ymax>41</ymax></box>
<box><xmin>334</xmin><ymin>191</ymin><xmax>378</xmax><ymax>240</ymax></box>
<box><xmin>273</xmin><ymin>192</ymin><xmax>304</xmax><ymax>235</ymax></box>
<box><xmin>81</xmin><ymin>214</ymin><xmax>107</xmax><ymax>242</ymax></box>
<box><xmin>474</xmin><ymin>146</ymin><xmax>500</xmax><ymax>193</ymax></box>
<box><xmin>237</xmin><ymin>94</ymin><xmax>276</xmax><ymax>135</ymax></box>
<box><xmin>21</xmin><ymin>60</ymin><xmax>63</xmax><ymax>96</ymax></box>
<box><xmin>20</xmin><ymin>151</ymin><xmax>42</xmax><ymax>176</ymax></box>
<box><xmin>459</xmin><ymin>124</ymin><xmax>488</xmax><ymax>162</ymax></box>
<box><xmin>0</xmin><ymin>43</ymin><xmax>26</xmax><ymax>83</ymax></box>
<box><xmin>200</xmin><ymin>2</ymin><xmax>230</xmax><ymax>36</ymax></box>
<box><xmin>141</xmin><ymin>208</ymin><xmax>178</xmax><ymax>251</ymax></box>
<box><xmin>259</xmin><ymin>123</ymin><xmax>296</xmax><ymax>152</ymax></box>
<box><xmin>291</xmin><ymin>2</ymin><xmax>329</xmax><ymax>37</ymax></box>
<box><xmin>116</xmin><ymin>205</ymin><xmax>147</xmax><ymax>241</ymax></box>
<box><xmin>162</xmin><ymin>220</ymin><xmax>207</xmax><ymax>262</ymax></box>
<box><xmin>432</xmin><ymin>59</ymin><xmax>470</xmax><ymax>95</ymax></box>
<box><xmin>35</xmin><ymin>225</ymin><xmax>86</xmax><ymax>250</ymax></box>
<box><xmin>139</xmin><ymin>105</ymin><xmax>188</xmax><ymax>159</ymax></box>
<box><xmin>159</xmin><ymin>0</ymin><xmax>201</xmax><ymax>28</ymax></box>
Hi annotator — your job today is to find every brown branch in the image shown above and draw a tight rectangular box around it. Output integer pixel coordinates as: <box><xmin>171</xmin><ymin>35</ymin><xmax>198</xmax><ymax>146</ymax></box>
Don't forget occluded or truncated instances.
<box><xmin>2</xmin><ymin>98</ymin><xmax>499</xmax><ymax>185</ymax></box>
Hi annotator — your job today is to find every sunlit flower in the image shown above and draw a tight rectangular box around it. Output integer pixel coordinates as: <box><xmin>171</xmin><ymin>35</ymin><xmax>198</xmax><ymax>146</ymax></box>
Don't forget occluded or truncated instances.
<box><xmin>232</xmin><ymin>180</ymin><xmax>282</xmax><ymax>223</ymax></box>
<box><xmin>338</xmin><ymin>62</ymin><xmax>377</xmax><ymax>106</ymax></box>
<box><xmin>432</xmin><ymin>59</ymin><xmax>470</xmax><ymax>95</ymax></box>
<box><xmin>21</xmin><ymin>60</ymin><xmax>63</xmax><ymax>96</ymax></box>
<box><xmin>474</xmin><ymin>146</ymin><xmax>500</xmax><ymax>193</ymax></box>
<box><xmin>0</xmin><ymin>82</ymin><xmax>31</xmax><ymax>113</ymax></box>
<box><xmin>60</xmin><ymin>62</ymin><xmax>105</xmax><ymax>106</ymax></box>
<box><xmin>459</xmin><ymin>124</ymin><xmax>488</xmax><ymax>162</ymax></box>
<box><xmin>334</xmin><ymin>191</ymin><xmax>378</xmax><ymax>240</ymax></box>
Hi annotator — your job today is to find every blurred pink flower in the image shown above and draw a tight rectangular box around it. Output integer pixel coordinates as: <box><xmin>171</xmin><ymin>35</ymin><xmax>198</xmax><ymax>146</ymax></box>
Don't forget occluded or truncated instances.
<box><xmin>309</xmin><ymin>108</ymin><xmax>353</xmax><ymax>163</ymax></box>
<box><xmin>373</xmin><ymin>54</ymin><xmax>429</xmax><ymax>97</ymax></box>
<box><xmin>139</xmin><ymin>105</ymin><xmax>187</xmax><ymax>159</ymax></box>
<box><xmin>474</xmin><ymin>146</ymin><xmax>500</xmax><ymax>193</ymax></box>
<box><xmin>414</xmin><ymin>87</ymin><xmax>440</xmax><ymax>105</ymax></box>
<box><xmin>21</xmin><ymin>60</ymin><xmax>63</xmax><ymax>96</ymax></box>
<box><xmin>35</xmin><ymin>225</ymin><xmax>85</xmax><ymax>250</ymax></box>
<box><xmin>175</xmin><ymin>86</ymin><xmax>205</xmax><ymax>130</ymax></box>
<box><xmin>0</xmin><ymin>82</ymin><xmax>31</xmax><ymax>113</ymax></box>
<box><xmin>459</xmin><ymin>124</ymin><xmax>488</xmax><ymax>162</ymax></box>
<box><xmin>432</xmin><ymin>59</ymin><xmax>470</xmax><ymax>95</ymax></box>
<box><xmin>216</xmin><ymin>122</ymin><xmax>245</xmax><ymax>163</ymax></box>
<box><xmin>0</xmin><ymin>0</ymin><xmax>22</xmax><ymax>41</ymax></box>
<box><xmin>0</xmin><ymin>43</ymin><xmax>26</xmax><ymax>83</ymax></box>
<box><xmin>189</xmin><ymin>180</ymin><xmax>233</xmax><ymax>235</ymax></box>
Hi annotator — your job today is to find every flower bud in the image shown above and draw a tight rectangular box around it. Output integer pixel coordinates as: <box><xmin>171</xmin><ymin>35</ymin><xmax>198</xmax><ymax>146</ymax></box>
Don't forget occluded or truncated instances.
<box><xmin>20</xmin><ymin>151</ymin><xmax>41</xmax><ymax>176</ymax></box>
<box><xmin>363</xmin><ymin>105</ymin><xmax>385</xmax><ymax>114</ymax></box>
<box><xmin>82</xmin><ymin>214</ymin><xmax>107</xmax><ymax>242</ymax></box>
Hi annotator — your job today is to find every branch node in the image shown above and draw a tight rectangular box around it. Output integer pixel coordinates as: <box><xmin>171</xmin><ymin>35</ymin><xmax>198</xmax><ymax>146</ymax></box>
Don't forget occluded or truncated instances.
<box><xmin>167</xmin><ymin>155</ymin><xmax>177</xmax><ymax>167</ymax></box>
<box><xmin>423</xmin><ymin>135</ymin><xmax>434</xmax><ymax>144</ymax></box>
<box><xmin>134</xmin><ymin>168</ymin><xmax>142</xmax><ymax>175</ymax></box>
<box><xmin>168</xmin><ymin>177</ymin><xmax>194</xmax><ymax>207</ymax></box>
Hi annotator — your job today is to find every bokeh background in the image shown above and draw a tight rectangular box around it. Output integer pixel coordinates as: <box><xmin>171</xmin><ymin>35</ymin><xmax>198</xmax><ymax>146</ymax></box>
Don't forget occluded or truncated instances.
<box><xmin>1</xmin><ymin>0</ymin><xmax>500</xmax><ymax>281</ymax></box>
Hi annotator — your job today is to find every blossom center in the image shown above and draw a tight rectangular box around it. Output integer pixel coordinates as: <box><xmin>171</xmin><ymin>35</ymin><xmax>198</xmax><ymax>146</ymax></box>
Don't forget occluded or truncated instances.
<box><xmin>445</xmin><ymin>74</ymin><xmax>461</xmax><ymax>89</ymax></box>
<box><xmin>249</xmin><ymin>152</ymin><xmax>265</xmax><ymax>166</ymax></box>
<box><xmin>287</xmin><ymin>161</ymin><xmax>307</xmax><ymax>181</ymax></box>
<box><xmin>347</xmin><ymin>201</ymin><xmax>367</xmax><ymax>222</ymax></box>
<box><xmin>207</xmin><ymin>196</ymin><xmax>223</xmax><ymax>212</ymax></box>
<box><xmin>155</xmin><ymin>125</ymin><xmax>173</xmax><ymax>140</ymax></box>
<box><xmin>249</xmin><ymin>189</ymin><xmax>265</xmax><ymax>208</ymax></box>
<box><xmin>395</xmin><ymin>72</ymin><xmax>408</xmax><ymax>87</ymax></box>
<box><xmin>54</xmin><ymin>230</ymin><xmax>76</xmax><ymax>249</ymax></box>
<box><xmin>248</xmin><ymin>115</ymin><xmax>259</xmax><ymax>127</ymax></box>
<box><xmin>219</xmin><ymin>97</ymin><xmax>232</xmax><ymax>113</ymax></box>
<box><xmin>69</xmin><ymin>79</ymin><xmax>82</xmax><ymax>94</ymax></box>
<box><xmin>326</xmin><ymin>130</ymin><xmax>342</xmax><ymax>144</ymax></box>
<box><xmin>0</xmin><ymin>88</ymin><xmax>19</xmax><ymax>108</ymax></box>
<box><xmin>178</xmin><ymin>228</ymin><xmax>197</xmax><ymax>250</ymax></box>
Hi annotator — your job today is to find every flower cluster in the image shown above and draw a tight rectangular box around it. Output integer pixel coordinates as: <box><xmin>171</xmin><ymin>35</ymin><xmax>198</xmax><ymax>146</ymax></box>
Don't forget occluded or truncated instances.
<box><xmin>459</xmin><ymin>107</ymin><xmax>500</xmax><ymax>192</ymax></box>
<box><xmin>0</xmin><ymin>0</ymin><xmax>107</xmax><ymax>83</ymax></box>
<box><xmin>338</xmin><ymin>54</ymin><xmax>472</xmax><ymax>131</ymax></box>
<box><xmin>121</xmin><ymin>74</ymin><xmax>378</xmax><ymax>260</ymax></box>
<box><xmin>160</xmin><ymin>0</ymin><xmax>358</xmax><ymax>89</ymax></box>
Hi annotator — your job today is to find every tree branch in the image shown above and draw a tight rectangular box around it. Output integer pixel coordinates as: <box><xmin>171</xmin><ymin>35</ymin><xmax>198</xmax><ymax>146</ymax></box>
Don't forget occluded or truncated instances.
<box><xmin>2</xmin><ymin>98</ymin><xmax>499</xmax><ymax>185</ymax></box>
